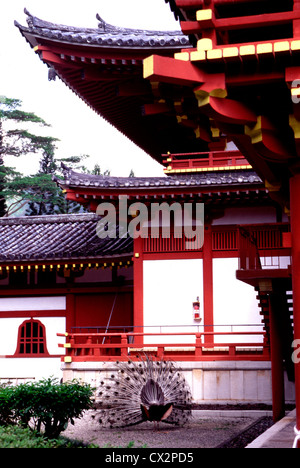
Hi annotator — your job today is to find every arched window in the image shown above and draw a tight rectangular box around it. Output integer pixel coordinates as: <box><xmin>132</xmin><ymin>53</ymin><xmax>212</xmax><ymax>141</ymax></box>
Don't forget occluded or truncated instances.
<box><xmin>14</xmin><ymin>319</ymin><xmax>49</xmax><ymax>356</ymax></box>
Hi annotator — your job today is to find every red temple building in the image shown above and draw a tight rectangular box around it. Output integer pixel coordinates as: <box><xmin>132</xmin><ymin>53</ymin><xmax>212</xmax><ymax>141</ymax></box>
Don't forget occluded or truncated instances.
<box><xmin>9</xmin><ymin>1</ymin><xmax>300</xmax><ymax>427</ymax></box>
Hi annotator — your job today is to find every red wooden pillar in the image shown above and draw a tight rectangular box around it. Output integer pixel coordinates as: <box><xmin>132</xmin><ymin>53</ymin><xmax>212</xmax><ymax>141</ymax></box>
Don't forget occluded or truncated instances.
<box><xmin>268</xmin><ymin>293</ymin><xmax>285</xmax><ymax>422</ymax></box>
<box><xmin>203</xmin><ymin>225</ymin><xmax>214</xmax><ymax>345</ymax></box>
<box><xmin>290</xmin><ymin>172</ymin><xmax>300</xmax><ymax>431</ymax></box>
<box><xmin>65</xmin><ymin>293</ymin><xmax>75</xmax><ymax>332</ymax></box>
<box><xmin>133</xmin><ymin>236</ymin><xmax>144</xmax><ymax>345</ymax></box>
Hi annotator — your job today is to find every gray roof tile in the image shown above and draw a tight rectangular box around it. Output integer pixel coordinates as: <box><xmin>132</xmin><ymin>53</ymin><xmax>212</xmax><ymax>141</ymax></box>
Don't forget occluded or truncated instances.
<box><xmin>15</xmin><ymin>9</ymin><xmax>190</xmax><ymax>50</ymax></box>
<box><xmin>56</xmin><ymin>165</ymin><xmax>263</xmax><ymax>191</ymax></box>
<box><xmin>0</xmin><ymin>214</ymin><xmax>133</xmax><ymax>263</ymax></box>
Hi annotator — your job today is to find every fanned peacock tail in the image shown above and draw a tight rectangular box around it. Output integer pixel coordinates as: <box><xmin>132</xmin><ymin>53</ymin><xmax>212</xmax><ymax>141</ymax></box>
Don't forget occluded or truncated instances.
<box><xmin>97</xmin><ymin>354</ymin><xmax>192</xmax><ymax>428</ymax></box>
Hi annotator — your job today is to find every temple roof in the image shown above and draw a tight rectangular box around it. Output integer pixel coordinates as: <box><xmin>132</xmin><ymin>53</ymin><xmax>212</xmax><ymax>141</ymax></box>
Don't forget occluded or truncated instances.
<box><xmin>15</xmin><ymin>8</ymin><xmax>189</xmax><ymax>50</ymax></box>
<box><xmin>0</xmin><ymin>214</ymin><xmax>132</xmax><ymax>264</ymax></box>
<box><xmin>54</xmin><ymin>164</ymin><xmax>271</xmax><ymax>210</ymax></box>
<box><xmin>57</xmin><ymin>165</ymin><xmax>262</xmax><ymax>191</ymax></box>
<box><xmin>15</xmin><ymin>9</ymin><xmax>210</xmax><ymax>162</ymax></box>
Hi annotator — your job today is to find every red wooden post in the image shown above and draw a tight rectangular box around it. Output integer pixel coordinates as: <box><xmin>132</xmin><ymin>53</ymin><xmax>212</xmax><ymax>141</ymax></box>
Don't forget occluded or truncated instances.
<box><xmin>87</xmin><ymin>335</ymin><xmax>92</xmax><ymax>356</ymax></box>
<box><xmin>203</xmin><ymin>225</ymin><xmax>214</xmax><ymax>345</ymax></box>
<box><xmin>268</xmin><ymin>294</ymin><xmax>285</xmax><ymax>422</ymax></box>
<box><xmin>195</xmin><ymin>333</ymin><xmax>202</xmax><ymax>356</ymax></box>
<box><xmin>133</xmin><ymin>237</ymin><xmax>144</xmax><ymax>346</ymax></box>
<box><xmin>290</xmin><ymin>172</ymin><xmax>300</xmax><ymax>432</ymax></box>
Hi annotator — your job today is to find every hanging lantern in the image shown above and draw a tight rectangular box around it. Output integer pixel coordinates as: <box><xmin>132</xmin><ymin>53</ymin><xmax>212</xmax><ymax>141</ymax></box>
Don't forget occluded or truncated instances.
<box><xmin>193</xmin><ymin>297</ymin><xmax>201</xmax><ymax>321</ymax></box>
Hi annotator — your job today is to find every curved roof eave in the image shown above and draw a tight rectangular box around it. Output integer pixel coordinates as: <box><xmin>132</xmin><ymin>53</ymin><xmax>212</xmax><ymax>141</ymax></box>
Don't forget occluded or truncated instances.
<box><xmin>15</xmin><ymin>8</ymin><xmax>191</xmax><ymax>51</ymax></box>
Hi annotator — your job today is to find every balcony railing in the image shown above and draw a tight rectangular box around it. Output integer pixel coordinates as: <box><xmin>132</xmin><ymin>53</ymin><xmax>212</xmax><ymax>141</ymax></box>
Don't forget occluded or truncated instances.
<box><xmin>57</xmin><ymin>327</ymin><xmax>269</xmax><ymax>363</ymax></box>
<box><xmin>162</xmin><ymin>150</ymin><xmax>251</xmax><ymax>172</ymax></box>
<box><xmin>237</xmin><ymin>224</ymin><xmax>291</xmax><ymax>271</ymax></box>
<box><xmin>143</xmin><ymin>223</ymin><xmax>290</xmax><ymax>255</ymax></box>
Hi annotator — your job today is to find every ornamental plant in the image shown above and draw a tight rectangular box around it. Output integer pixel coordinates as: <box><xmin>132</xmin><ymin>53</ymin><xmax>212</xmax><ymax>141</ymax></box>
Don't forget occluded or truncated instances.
<box><xmin>0</xmin><ymin>377</ymin><xmax>94</xmax><ymax>439</ymax></box>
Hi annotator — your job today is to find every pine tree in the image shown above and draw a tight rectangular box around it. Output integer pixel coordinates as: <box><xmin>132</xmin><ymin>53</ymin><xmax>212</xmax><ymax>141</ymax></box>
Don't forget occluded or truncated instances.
<box><xmin>0</xmin><ymin>96</ymin><xmax>50</xmax><ymax>216</ymax></box>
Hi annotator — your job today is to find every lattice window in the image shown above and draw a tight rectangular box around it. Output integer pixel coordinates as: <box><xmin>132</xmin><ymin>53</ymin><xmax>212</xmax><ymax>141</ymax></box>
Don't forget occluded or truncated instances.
<box><xmin>14</xmin><ymin>319</ymin><xmax>49</xmax><ymax>356</ymax></box>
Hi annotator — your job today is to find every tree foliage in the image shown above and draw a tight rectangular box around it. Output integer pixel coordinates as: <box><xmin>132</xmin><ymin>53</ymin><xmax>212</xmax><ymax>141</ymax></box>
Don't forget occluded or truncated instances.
<box><xmin>0</xmin><ymin>95</ymin><xmax>133</xmax><ymax>217</ymax></box>
<box><xmin>0</xmin><ymin>96</ymin><xmax>51</xmax><ymax>216</ymax></box>
<box><xmin>0</xmin><ymin>96</ymin><xmax>86</xmax><ymax>216</ymax></box>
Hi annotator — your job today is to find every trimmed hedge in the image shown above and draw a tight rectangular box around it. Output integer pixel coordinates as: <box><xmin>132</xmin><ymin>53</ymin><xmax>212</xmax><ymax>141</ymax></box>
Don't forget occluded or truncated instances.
<box><xmin>0</xmin><ymin>377</ymin><xmax>94</xmax><ymax>438</ymax></box>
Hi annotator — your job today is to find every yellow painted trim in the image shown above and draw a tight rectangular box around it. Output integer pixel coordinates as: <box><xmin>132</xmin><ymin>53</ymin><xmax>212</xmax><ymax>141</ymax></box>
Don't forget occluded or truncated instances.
<box><xmin>223</xmin><ymin>47</ymin><xmax>239</xmax><ymax>58</ymax></box>
<box><xmin>164</xmin><ymin>165</ymin><xmax>252</xmax><ymax>174</ymax></box>
<box><xmin>197</xmin><ymin>38</ymin><xmax>213</xmax><ymax>51</ymax></box>
<box><xmin>265</xmin><ymin>180</ymin><xmax>281</xmax><ymax>192</ymax></box>
<box><xmin>211</xmin><ymin>127</ymin><xmax>220</xmax><ymax>138</ymax></box>
<box><xmin>245</xmin><ymin>116</ymin><xmax>263</xmax><ymax>144</ymax></box>
<box><xmin>257</xmin><ymin>43</ymin><xmax>273</xmax><ymax>54</ymax></box>
<box><xmin>64</xmin><ymin>356</ymin><xmax>72</xmax><ymax>363</ymax></box>
<box><xmin>64</xmin><ymin>343</ymin><xmax>71</xmax><ymax>348</ymax></box>
<box><xmin>33</xmin><ymin>45</ymin><xmax>40</xmax><ymax>52</ymax></box>
<box><xmin>210</xmin><ymin>88</ymin><xmax>228</xmax><ymax>98</ymax></box>
<box><xmin>207</xmin><ymin>49</ymin><xmax>222</xmax><ymax>60</ymax></box>
<box><xmin>174</xmin><ymin>52</ymin><xmax>190</xmax><ymax>61</ymax></box>
<box><xmin>274</xmin><ymin>41</ymin><xmax>290</xmax><ymax>52</ymax></box>
<box><xmin>240</xmin><ymin>45</ymin><xmax>256</xmax><ymax>56</ymax></box>
<box><xmin>190</xmin><ymin>50</ymin><xmax>206</xmax><ymax>61</ymax></box>
<box><xmin>196</xmin><ymin>9</ymin><xmax>213</xmax><ymax>21</ymax></box>
<box><xmin>289</xmin><ymin>115</ymin><xmax>300</xmax><ymax>139</ymax></box>
<box><xmin>143</xmin><ymin>55</ymin><xmax>154</xmax><ymax>79</ymax></box>
<box><xmin>169</xmin><ymin>40</ymin><xmax>300</xmax><ymax>66</ymax></box>
<box><xmin>291</xmin><ymin>40</ymin><xmax>300</xmax><ymax>51</ymax></box>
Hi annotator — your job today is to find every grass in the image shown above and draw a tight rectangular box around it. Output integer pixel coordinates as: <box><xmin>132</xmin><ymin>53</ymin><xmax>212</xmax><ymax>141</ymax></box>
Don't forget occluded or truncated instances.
<box><xmin>0</xmin><ymin>425</ymin><xmax>99</xmax><ymax>448</ymax></box>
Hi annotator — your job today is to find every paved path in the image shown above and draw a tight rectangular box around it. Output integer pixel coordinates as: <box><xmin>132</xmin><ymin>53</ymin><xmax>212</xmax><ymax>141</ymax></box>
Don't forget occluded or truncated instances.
<box><xmin>247</xmin><ymin>410</ymin><xmax>297</xmax><ymax>448</ymax></box>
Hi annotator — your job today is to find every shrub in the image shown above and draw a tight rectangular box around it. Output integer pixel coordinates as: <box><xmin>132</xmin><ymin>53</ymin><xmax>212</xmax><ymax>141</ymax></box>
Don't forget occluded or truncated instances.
<box><xmin>0</xmin><ymin>384</ymin><xmax>14</xmax><ymax>426</ymax></box>
<box><xmin>0</xmin><ymin>377</ymin><xmax>94</xmax><ymax>439</ymax></box>
<box><xmin>0</xmin><ymin>425</ymin><xmax>98</xmax><ymax>448</ymax></box>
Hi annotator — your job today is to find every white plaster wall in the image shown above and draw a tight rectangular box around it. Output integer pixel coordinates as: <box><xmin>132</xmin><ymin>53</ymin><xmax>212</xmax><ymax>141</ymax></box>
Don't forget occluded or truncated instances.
<box><xmin>213</xmin><ymin>258</ymin><xmax>263</xmax><ymax>343</ymax></box>
<box><xmin>0</xmin><ymin>357</ymin><xmax>62</xmax><ymax>382</ymax></box>
<box><xmin>0</xmin><ymin>296</ymin><xmax>66</xmax><ymax>311</ymax></box>
<box><xmin>143</xmin><ymin>259</ymin><xmax>203</xmax><ymax>343</ymax></box>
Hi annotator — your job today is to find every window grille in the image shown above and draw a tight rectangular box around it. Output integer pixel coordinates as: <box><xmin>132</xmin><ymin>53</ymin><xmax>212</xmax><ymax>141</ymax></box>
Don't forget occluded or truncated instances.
<box><xmin>14</xmin><ymin>319</ymin><xmax>49</xmax><ymax>356</ymax></box>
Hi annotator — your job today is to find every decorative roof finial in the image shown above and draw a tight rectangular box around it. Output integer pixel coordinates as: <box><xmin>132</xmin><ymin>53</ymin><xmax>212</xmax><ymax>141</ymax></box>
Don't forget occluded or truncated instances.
<box><xmin>96</xmin><ymin>13</ymin><xmax>106</xmax><ymax>31</ymax></box>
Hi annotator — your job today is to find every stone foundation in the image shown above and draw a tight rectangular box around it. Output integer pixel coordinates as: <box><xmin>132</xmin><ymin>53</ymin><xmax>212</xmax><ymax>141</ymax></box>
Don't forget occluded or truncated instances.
<box><xmin>61</xmin><ymin>360</ymin><xmax>295</xmax><ymax>405</ymax></box>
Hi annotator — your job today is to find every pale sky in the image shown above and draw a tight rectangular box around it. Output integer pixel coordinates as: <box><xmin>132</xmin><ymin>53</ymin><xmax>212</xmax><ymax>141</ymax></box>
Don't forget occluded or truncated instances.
<box><xmin>0</xmin><ymin>1</ymin><xmax>180</xmax><ymax>176</ymax></box>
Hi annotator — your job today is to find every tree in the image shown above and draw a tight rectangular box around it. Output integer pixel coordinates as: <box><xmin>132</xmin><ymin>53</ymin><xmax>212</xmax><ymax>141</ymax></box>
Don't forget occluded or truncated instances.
<box><xmin>25</xmin><ymin>149</ymin><xmax>88</xmax><ymax>216</ymax></box>
<box><xmin>0</xmin><ymin>96</ymin><xmax>50</xmax><ymax>216</ymax></box>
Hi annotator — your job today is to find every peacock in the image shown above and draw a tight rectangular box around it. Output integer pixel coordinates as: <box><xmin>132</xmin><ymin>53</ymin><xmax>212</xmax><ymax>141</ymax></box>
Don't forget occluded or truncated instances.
<box><xmin>96</xmin><ymin>354</ymin><xmax>192</xmax><ymax>429</ymax></box>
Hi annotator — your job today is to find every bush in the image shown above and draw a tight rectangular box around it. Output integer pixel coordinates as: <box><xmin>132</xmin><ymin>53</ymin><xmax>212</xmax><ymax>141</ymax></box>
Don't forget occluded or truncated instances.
<box><xmin>0</xmin><ymin>425</ymin><xmax>98</xmax><ymax>448</ymax></box>
<box><xmin>0</xmin><ymin>377</ymin><xmax>94</xmax><ymax>439</ymax></box>
<box><xmin>0</xmin><ymin>383</ymin><xmax>14</xmax><ymax>426</ymax></box>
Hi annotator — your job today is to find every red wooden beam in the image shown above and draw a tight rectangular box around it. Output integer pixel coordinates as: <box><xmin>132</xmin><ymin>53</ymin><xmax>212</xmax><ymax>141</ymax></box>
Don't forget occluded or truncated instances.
<box><xmin>181</xmin><ymin>10</ymin><xmax>300</xmax><ymax>35</ymax></box>
<box><xmin>176</xmin><ymin>0</ymin><xmax>279</xmax><ymax>7</ymax></box>
<box><xmin>144</xmin><ymin>55</ymin><xmax>226</xmax><ymax>95</ymax></box>
<box><xmin>196</xmin><ymin>94</ymin><xmax>257</xmax><ymax>125</ymax></box>
<box><xmin>175</xmin><ymin>0</ymin><xmax>205</xmax><ymax>7</ymax></box>
<box><xmin>144</xmin><ymin>54</ymin><xmax>207</xmax><ymax>87</ymax></box>
<box><xmin>215</xmin><ymin>10</ymin><xmax>300</xmax><ymax>31</ymax></box>
<box><xmin>143</xmin><ymin>103</ymin><xmax>173</xmax><ymax>115</ymax></box>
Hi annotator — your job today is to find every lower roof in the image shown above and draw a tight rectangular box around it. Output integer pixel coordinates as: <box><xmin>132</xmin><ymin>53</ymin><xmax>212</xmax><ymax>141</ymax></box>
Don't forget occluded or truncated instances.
<box><xmin>0</xmin><ymin>214</ymin><xmax>133</xmax><ymax>264</ymax></box>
